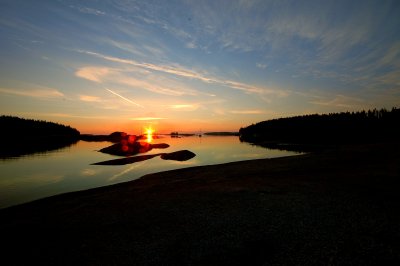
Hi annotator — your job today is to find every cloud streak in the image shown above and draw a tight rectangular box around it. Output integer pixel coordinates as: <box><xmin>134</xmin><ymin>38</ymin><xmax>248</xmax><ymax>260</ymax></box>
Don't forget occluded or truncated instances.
<box><xmin>75</xmin><ymin>67</ymin><xmax>110</xmax><ymax>82</ymax></box>
<box><xmin>0</xmin><ymin>87</ymin><xmax>64</xmax><ymax>99</ymax></box>
<box><xmin>310</xmin><ymin>94</ymin><xmax>365</xmax><ymax>108</ymax></box>
<box><xmin>167</xmin><ymin>104</ymin><xmax>199</xmax><ymax>111</ymax></box>
<box><xmin>77</xmin><ymin>50</ymin><xmax>286</xmax><ymax>96</ymax></box>
<box><xmin>79</xmin><ymin>50</ymin><xmax>213</xmax><ymax>82</ymax></box>
<box><xmin>230</xmin><ymin>110</ymin><xmax>265</xmax><ymax>115</ymax></box>
<box><xmin>75</xmin><ymin>65</ymin><xmax>202</xmax><ymax>96</ymax></box>
<box><xmin>79</xmin><ymin>95</ymin><xmax>103</xmax><ymax>102</ymax></box>
<box><xmin>105</xmin><ymin>88</ymin><xmax>144</xmax><ymax>108</ymax></box>
<box><xmin>130</xmin><ymin>117</ymin><xmax>166</xmax><ymax>121</ymax></box>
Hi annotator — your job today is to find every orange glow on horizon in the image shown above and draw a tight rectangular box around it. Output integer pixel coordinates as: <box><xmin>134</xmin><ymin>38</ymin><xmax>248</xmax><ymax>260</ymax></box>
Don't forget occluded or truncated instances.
<box><xmin>70</xmin><ymin>119</ymin><xmax>240</xmax><ymax>135</ymax></box>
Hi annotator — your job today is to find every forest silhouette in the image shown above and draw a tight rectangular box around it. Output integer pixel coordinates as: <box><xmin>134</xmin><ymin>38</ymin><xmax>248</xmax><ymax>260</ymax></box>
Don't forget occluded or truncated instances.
<box><xmin>239</xmin><ymin>107</ymin><xmax>400</xmax><ymax>145</ymax></box>
<box><xmin>0</xmin><ymin>116</ymin><xmax>80</xmax><ymax>158</ymax></box>
<box><xmin>2</xmin><ymin>107</ymin><xmax>400</xmax><ymax>157</ymax></box>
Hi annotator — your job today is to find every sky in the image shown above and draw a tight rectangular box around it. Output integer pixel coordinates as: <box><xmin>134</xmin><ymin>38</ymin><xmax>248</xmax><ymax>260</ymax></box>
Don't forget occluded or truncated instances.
<box><xmin>0</xmin><ymin>0</ymin><xmax>399</xmax><ymax>134</ymax></box>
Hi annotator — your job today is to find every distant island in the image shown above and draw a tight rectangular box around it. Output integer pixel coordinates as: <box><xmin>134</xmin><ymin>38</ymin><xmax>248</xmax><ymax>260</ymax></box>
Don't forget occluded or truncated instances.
<box><xmin>0</xmin><ymin>116</ymin><xmax>80</xmax><ymax>158</ymax></box>
<box><xmin>239</xmin><ymin>107</ymin><xmax>400</xmax><ymax>149</ymax></box>
<box><xmin>170</xmin><ymin>132</ymin><xmax>195</xmax><ymax>137</ymax></box>
<box><xmin>204</xmin><ymin>132</ymin><xmax>239</xmax><ymax>136</ymax></box>
<box><xmin>169</xmin><ymin>132</ymin><xmax>239</xmax><ymax>137</ymax></box>
<box><xmin>80</xmin><ymin>131</ymin><xmax>129</xmax><ymax>143</ymax></box>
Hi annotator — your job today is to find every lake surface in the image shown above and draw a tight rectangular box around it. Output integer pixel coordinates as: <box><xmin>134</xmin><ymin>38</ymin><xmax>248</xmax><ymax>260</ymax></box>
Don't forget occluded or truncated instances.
<box><xmin>0</xmin><ymin>135</ymin><xmax>300</xmax><ymax>208</ymax></box>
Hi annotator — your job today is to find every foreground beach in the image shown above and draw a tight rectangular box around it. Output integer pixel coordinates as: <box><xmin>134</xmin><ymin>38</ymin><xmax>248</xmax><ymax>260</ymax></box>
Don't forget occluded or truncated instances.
<box><xmin>1</xmin><ymin>143</ymin><xmax>399</xmax><ymax>265</ymax></box>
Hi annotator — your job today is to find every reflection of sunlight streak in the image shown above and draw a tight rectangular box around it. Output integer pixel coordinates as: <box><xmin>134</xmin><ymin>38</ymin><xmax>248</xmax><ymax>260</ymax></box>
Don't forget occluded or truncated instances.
<box><xmin>105</xmin><ymin>88</ymin><xmax>144</xmax><ymax>108</ymax></box>
<box><xmin>108</xmin><ymin>161</ymin><xmax>147</xmax><ymax>181</ymax></box>
<box><xmin>81</xmin><ymin>168</ymin><xmax>98</xmax><ymax>176</ymax></box>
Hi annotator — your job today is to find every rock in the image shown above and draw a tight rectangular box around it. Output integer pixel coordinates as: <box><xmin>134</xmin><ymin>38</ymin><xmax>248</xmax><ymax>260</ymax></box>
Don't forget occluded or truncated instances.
<box><xmin>160</xmin><ymin>150</ymin><xmax>196</xmax><ymax>161</ymax></box>
<box><xmin>99</xmin><ymin>142</ymin><xmax>169</xmax><ymax>156</ymax></box>
<box><xmin>80</xmin><ymin>132</ymin><xmax>135</xmax><ymax>143</ymax></box>
<box><xmin>93</xmin><ymin>154</ymin><xmax>160</xmax><ymax>165</ymax></box>
<box><xmin>99</xmin><ymin>142</ymin><xmax>152</xmax><ymax>156</ymax></box>
<box><xmin>108</xmin><ymin>132</ymin><xmax>128</xmax><ymax>143</ymax></box>
<box><xmin>151</xmin><ymin>143</ymin><xmax>170</xmax><ymax>149</ymax></box>
<box><xmin>93</xmin><ymin>149</ymin><xmax>196</xmax><ymax>165</ymax></box>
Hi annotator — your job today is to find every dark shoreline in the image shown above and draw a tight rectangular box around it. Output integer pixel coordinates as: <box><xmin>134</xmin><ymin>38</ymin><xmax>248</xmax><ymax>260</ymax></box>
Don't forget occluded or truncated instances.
<box><xmin>1</xmin><ymin>142</ymin><xmax>399</xmax><ymax>265</ymax></box>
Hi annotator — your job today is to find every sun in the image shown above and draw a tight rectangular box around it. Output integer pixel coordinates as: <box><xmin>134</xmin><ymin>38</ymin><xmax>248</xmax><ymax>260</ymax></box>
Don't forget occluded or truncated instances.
<box><xmin>144</xmin><ymin>126</ymin><xmax>155</xmax><ymax>143</ymax></box>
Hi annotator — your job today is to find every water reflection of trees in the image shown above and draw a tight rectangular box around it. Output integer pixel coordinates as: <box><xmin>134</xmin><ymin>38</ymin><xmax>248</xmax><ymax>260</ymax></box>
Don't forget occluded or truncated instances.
<box><xmin>0</xmin><ymin>116</ymin><xmax>80</xmax><ymax>158</ymax></box>
<box><xmin>239</xmin><ymin>107</ymin><xmax>400</xmax><ymax>147</ymax></box>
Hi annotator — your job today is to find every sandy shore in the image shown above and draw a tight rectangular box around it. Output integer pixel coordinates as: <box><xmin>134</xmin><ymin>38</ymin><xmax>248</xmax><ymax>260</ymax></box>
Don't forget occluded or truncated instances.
<box><xmin>1</xmin><ymin>143</ymin><xmax>400</xmax><ymax>265</ymax></box>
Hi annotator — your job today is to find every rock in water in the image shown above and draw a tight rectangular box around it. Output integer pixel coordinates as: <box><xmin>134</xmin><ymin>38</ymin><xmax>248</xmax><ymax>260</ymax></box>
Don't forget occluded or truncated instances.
<box><xmin>99</xmin><ymin>142</ymin><xmax>152</xmax><ymax>156</ymax></box>
<box><xmin>92</xmin><ymin>154</ymin><xmax>160</xmax><ymax>165</ymax></box>
<box><xmin>99</xmin><ymin>142</ymin><xmax>169</xmax><ymax>156</ymax></box>
<box><xmin>151</xmin><ymin>143</ymin><xmax>170</xmax><ymax>149</ymax></box>
<box><xmin>160</xmin><ymin>150</ymin><xmax>196</xmax><ymax>161</ymax></box>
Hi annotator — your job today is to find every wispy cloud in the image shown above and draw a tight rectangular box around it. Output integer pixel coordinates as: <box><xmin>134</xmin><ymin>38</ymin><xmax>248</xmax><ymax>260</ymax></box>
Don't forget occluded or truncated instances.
<box><xmin>256</xmin><ymin>63</ymin><xmax>267</xmax><ymax>69</ymax></box>
<box><xmin>168</xmin><ymin>104</ymin><xmax>199</xmax><ymax>111</ymax></box>
<box><xmin>19</xmin><ymin>112</ymin><xmax>114</xmax><ymax>120</ymax></box>
<box><xmin>75</xmin><ymin>67</ymin><xmax>110</xmax><ymax>82</ymax></box>
<box><xmin>185</xmin><ymin>0</ymin><xmax>394</xmax><ymax>85</ymax></box>
<box><xmin>0</xmin><ymin>87</ymin><xmax>64</xmax><ymax>99</ymax></box>
<box><xmin>230</xmin><ymin>110</ymin><xmax>265</xmax><ymax>115</ymax></box>
<box><xmin>76</xmin><ymin>50</ymin><xmax>286</xmax><ymax>97</ymax></box>
<box><xmin>310</xmin><ymin>94</ymin><xmax>365</xmax><ymax>108</ymax></box>
<box><xmin>75</xmin><ymin>66</ymin><xmax>197</xmax><ymax>96</ymax></box>
<box><xmin>103</xmin><ymin>39</ymin><xmax>147</xmax><ymax>58</ymax></box>
<box><xmin>105</xmin><ymin>88</ymin><xmax>144</xmax><ymax>108</ymax></box>
<box><xmin>378</xmin><ymin>42</ymin><xmax>400</xmax><ymax>68</ymax></box>
<box><xmin>117</xmin><ymin>76</ymin><xmax>195</xmax><ymax>96</ymax></box>
<box><xmin>112</xmin><ymin>1</ymin><xmax>198</xmax><ymax>51</ymax></box>
<box><xmin>79</xmin><ymin>50</ymin><xmax>214</xmax><ymax>82</ymax></box>
<box><xmin>130</xmin><ymin>117</ymin><xmax>166</xmax><ymax>121</ymax></box>
<box><xmin>74</xmin><ymin>6</ymin><xmax>106</xmax><ymax>16</ymax></box>
<box><xmin>79</xmin><ymin>95</ymin><xmax>103</xmax><ymax>102</ymax></box>
<box><xmin>78</xmin><ymin>92</ymin><xmax>142</xmax><ymax>111</ymax></box>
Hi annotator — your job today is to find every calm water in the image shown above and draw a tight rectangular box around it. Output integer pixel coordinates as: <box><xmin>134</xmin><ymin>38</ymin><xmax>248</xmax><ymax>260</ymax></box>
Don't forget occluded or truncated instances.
<box><xmin>0</xmin><ymin>136</ymin><xmax>299</xmax><ymax>208</ymax></box>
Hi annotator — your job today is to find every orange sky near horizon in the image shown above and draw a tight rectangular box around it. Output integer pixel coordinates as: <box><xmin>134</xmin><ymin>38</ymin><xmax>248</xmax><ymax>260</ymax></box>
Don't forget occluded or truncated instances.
<box><xmin>60</xmin><ymin>116</ymin><xmax>243</xmax><ymax>135</ymax></box>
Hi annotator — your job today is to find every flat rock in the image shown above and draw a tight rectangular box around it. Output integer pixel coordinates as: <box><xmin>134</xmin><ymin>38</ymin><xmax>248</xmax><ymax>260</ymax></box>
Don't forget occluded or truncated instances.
<box><xmin>160</xmin><ymin>150</ymin><xmax>196</xmax><ymax>161</ymax></box>
<box><xmin>93</xmin><ymin>149</ymin><xmax>195</xmax><ymax>165</ymax></box>
<box><xmin>99</xmin><ymin>142</ymin><xmax>169</xmax><ymax>156</ymax></box>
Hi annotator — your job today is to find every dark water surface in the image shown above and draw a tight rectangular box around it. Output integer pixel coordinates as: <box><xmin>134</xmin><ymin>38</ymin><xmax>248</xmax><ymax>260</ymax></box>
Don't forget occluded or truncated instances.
<box><xmin>0</xmin><ymin>135</ymin><xmax>300</xmax><ymax>208</ymax></box>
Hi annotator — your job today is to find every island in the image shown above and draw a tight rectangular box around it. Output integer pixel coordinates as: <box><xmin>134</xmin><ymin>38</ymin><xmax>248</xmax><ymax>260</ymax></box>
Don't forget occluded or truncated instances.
<box><xmin>0</xmin><ymin>116</ymin><xmax>80</xmax><ymax>158</ymax></box>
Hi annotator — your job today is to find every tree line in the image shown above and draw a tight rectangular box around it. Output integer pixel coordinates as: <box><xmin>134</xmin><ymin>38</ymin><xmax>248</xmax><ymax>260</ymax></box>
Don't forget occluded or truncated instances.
<box><xmin>239</xmin><ymin>107</ymin><xmax>400</xmax><ymax>144</ymax></box>
<box><xmin>0</xmin><ymin>116</ymin><xmax>80</xmax><ymax>158</ymax></box>
<box><xmin>0</xmin><ymin>116</ymin><xmax>80</xmax><ymax>138</ymax></box>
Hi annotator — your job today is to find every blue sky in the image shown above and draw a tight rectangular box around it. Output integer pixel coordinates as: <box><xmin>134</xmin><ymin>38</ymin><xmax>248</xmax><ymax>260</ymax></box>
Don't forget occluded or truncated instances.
<box><xmin>0</xmin><ymin>0</ymin><xmax>399</xmax><ymax>133</ymax></box>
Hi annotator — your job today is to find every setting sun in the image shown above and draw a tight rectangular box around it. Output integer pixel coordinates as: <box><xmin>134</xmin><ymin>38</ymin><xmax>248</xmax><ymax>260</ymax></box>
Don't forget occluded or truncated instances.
<box><xmin>144</xmin><ymin>126</ymin><xmax>155</xmax><ymax>143</ymax></box>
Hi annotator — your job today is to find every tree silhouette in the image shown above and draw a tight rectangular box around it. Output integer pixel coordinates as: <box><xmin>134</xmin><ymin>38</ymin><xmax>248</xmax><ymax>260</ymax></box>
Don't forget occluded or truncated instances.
<box><xmin>239</xmin><ymin>107</ymin><xmax>400</xmax><ymax>145</ymax></box>
<box><xmin>0</xmin><ymin>116</ymin><xmax>80</xmax><ymax>158</ymax></box>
